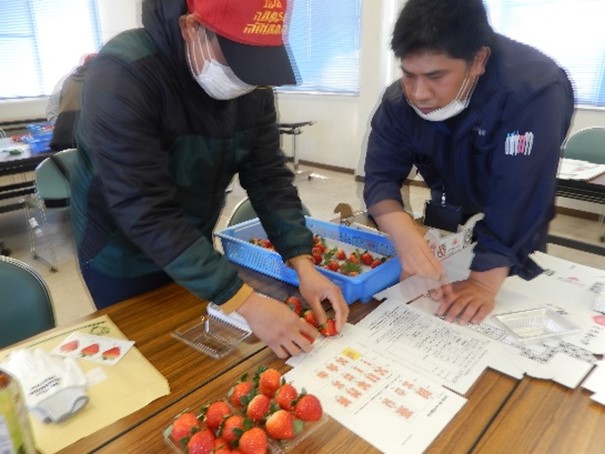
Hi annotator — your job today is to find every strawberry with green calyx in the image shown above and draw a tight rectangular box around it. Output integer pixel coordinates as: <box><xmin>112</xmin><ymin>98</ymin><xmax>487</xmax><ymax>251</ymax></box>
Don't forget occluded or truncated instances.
<box><xmin>334</xmin><ymin>249</ymin><xmax>346</xmax><ymax>260</ymax></box>
<box><xmin>274</xmin><ymin>382</ymin><xmax>298</xmax><ymax>411</ymax></box>
<box><xmin>294</xmin><ymin>392</ymin><xmax>323</xmax><ymax>422</ymax></box>
<box><xmin>237</xmin><ymin>427</ymin><xmax>268</xmax><ymax>454</ymax></box>
<box><xmin>340</xmin><ymin>259</ymin><xmax>361</xmax><ymax>276</ymax></box>
<box><xmin>324</xmin><ymin>261</ymin><xmax>341</xmax><ymax>272</ymax></box>
<box><xmin>60</xmin><ymin>340</ymin><xmax>79</xmax><ymax>353</ymax></box>
<box><xmin>245</xmin><ymin>394</ymin><xmax>273</xmax><ymax>423</ymax></box>
<box><xmin>202</xmin><ymin>400</ymin><xmax>231</xmax><ymax>432</ymax></box>
<box><xmin>319</xmin><ymin>318</ymin><xmax>337</xmax><ymax>337</ymax></box>
<box><xmin>256</xmin><ymin>367</ymin><xmax>282</xmax><ymax>398</ymax></box>
<box><xmin>228</xmin><ymin>374</ymin><xmax>254</xmax><ymax>408</ymax></box>
<box><xmin>265</xmin><ymin>409</ymin><xmax>303</xmax><ymax>440</ymax></box>
<box><xmin>187</xmin><ymin>428</ymin><xmax>215</xmax><ymax>454</ymax></box>
<box><xmin>302</xmin><ymin>309</ymin><xmax>319</xmax><ymax>328</ymax></box>
<box><xmin>360</xmin><ymin>250</ymin><xmax>374</xmax><ymax>266</ymax></box>
<box><xmin>170</xmin><ymin>411</ymin><xmax>201</xmax><ymax>445</ymax></box>
<box><xmin>220</xmin><ymin>414</ymin><xmax>248</xmax><ymax>445</ymax></box>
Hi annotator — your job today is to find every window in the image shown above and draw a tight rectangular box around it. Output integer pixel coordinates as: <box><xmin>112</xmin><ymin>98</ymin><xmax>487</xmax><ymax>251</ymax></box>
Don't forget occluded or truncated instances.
<box><xmin>0</xmin><ymin>0</ymin><xmax>102</xmax><ymax>100</ymax></box>
<box><xmin>280</xmin><ymin>0</ymin><xmax>362</xmax><ymax>95</ymax></box>
<box><xmin>484</xmin><ymin>0</ymin><xmax>605</xmax><ymax>107</ymax></box>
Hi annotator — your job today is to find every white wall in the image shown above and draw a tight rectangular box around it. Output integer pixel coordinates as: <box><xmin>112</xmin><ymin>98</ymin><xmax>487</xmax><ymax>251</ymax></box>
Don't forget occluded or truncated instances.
<box><xmin>1</xmin><ymin>0</ymin><xmax>604</xmax><ymax>178</ymax></box>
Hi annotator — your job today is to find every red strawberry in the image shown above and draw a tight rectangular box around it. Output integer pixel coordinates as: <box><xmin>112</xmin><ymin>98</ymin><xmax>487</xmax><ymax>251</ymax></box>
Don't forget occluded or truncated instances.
<box><xmin>213</xmin><ymin>437</ymin><xmax>232</xmax><ymax>454</ymax></box>
<box><xmin>203</xmin><ymin>400</ymin><xmax>231</xmax><ymax>431</ymax></box>
<box><xmin>302</xmin><ymin>310</ymin><xmax>319</xmax><ymax>328</ymax></box>
<box><xmin>348</xmin><ymin>252</ymin><xmax>360</xmax><ymax>264</ymax></box>
<box><xmin>187</xmin><ymin>428</ymin><xmax>215</xmax><ymax>454</ymax></box>
<box><xmin>101</xmin><ymin>346</ymin><xmax>121</xmax><ymax>360</ymax></box>
<box><xmin>312</xmin><ymin>252</ymin><xmax>323</xmax><ymax>265</ymax></box>
<box><xmin>60</xmin><ymin>340</ymin><xmax>79</xmax><ymax>353</ymax></box>
<box><xmin>294</xmin><ymin>394</ymin><xmax>323</xmax><ymax>422</ymax></box>
<box><xmin>265</xmin><ymin>409</ymin><xmax>303</xmax><ymax>440</ymax></box>
<box><xmin>284</xmin><ymin>296</ymin><xmax>303</xmax><ymax>316</ymax></box>
<box><xmin>246</xmin><ymin>394</ymin><xmax>271</xmax><ymax>423</ymax></box>
<box><xmin>335</xmin><ymin>249</ymin><xmax>346</xmax><ymax>260</ymax></box>
<box><xmin>370</xmin><ymin>259</ymin><xmax>382</xmax><ymax>269</ymax></box>
<box><xmin>80</xmin><ymin>343</ymin><xmax>99</xmax><ymax>356</ymax></box>
<box><xmin>325</xmin><ymin>261</ymin><xmax>340</xmax><ymax>272</ymax></box>
<box><xmin>319</xmin><ymin>318</ymin><xmax>337</xmax><ymax>337</ymax></box>
<box><xmin>228</xmin><ymin>380</ymin><xmax>253</xmax><ymax>408</ymax></box>
<box><xmin>258</xmin><ymin>368</ymin><xmax>282</xmax><ymax>398</ymax></box>
<box><xmin>360</xmin><ymin>251</ymin><xmax>374</xmax><ymax>266</ymax></box>
<box><xmin>220</xmin><ymin>414</ymin><xmax>245</xmax><ymax>445</ymax></box>
<box><xmin>170</xmin><ymin>412</ymin><xmax>201</xmax><ymax>444</ymax></box>
<box><xmin>238</xmin><ymin>427</ymin><xmax>268</xmax><ymax>454</ymax></box>
<box><xmin>274</xmin><ymin>383</ymin><xmax>298</xmax><ymax>411</ymax></box>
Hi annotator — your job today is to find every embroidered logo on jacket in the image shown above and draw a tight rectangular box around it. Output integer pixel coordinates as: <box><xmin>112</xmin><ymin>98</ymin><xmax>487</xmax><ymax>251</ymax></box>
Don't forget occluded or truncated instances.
<box><xmin>505</xmin><ymin>131</ymin><xmax>534</xmax><ymax>156</ymax></box>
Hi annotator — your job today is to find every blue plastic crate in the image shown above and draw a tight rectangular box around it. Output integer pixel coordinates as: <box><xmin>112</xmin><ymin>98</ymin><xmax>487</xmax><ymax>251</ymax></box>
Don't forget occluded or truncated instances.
<box><xmin>23</xmin><ymin>123</ymin><xmax>53</xmax><ymax>153</ymax></box>
<box><xmin>215</xmin><ymin>217</ymin><xmax>402</xmax><ymax>304</ymax></box>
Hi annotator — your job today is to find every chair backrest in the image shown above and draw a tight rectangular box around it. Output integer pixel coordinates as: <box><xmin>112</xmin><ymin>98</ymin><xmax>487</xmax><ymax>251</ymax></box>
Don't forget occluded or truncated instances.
<box><xmin>227</xmin><ymin>196</ymin><xmax>311</xmax><ymax>226</ymax></box>
<box><xmin>0</xmin><ymin>256</ymin><xmax>55</xmax><ymax>348</ymax></box>
<box><xmin>561</xmin><ymin>127</ymin><xmax>605</xmax><ymax>164</ymax></box>
<box><xmin>35</xmin><ymin>148</ymin><xmax>76</xmax><ymax>200</ymax></box>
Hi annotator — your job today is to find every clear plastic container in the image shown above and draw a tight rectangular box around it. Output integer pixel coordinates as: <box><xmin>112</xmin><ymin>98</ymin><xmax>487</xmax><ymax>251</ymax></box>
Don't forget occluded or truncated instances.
<box><xmin>172</xmin><ymin>314</ymin><xmax>251</xmax><ymax>359</ymax></box>
<box><xmin>493</xmin><ymin>307</ymin><xmax>582</xmax><ymax>344</ymax></box>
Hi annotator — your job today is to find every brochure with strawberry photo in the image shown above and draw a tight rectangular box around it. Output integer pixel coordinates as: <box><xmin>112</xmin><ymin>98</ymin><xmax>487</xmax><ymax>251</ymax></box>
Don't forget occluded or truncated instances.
<box><xmin>52</xmin><ymin>332</ymin><xmax>135</xmax><ymax>365</ymax></box>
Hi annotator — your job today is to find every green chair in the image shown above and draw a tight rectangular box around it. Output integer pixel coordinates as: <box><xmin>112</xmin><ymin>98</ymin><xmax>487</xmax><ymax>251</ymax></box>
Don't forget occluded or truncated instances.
<box><xmin>227</xmin><ymin>196</ymin><xmax>311</xmax><ymax>227</ymax></box>
<box><xmin>560</xmin><ymin>127</ymin><xmax>605</xmax><ymax>241</ymax></box>
<box><xmin>0</xmin><ymin>256</ymin><xmax>55</xmax><ymax>348</ymax></box>
<box><xmin>25</xmin><ymin>148</ymin><xmax>76</xmax><ymax>271</ymax></box>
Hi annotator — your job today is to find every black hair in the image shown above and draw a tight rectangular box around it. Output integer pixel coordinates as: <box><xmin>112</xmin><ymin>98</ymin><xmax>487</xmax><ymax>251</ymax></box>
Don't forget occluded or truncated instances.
<box><xmin>391</xmin><ymin>0</ymin><xmax>494</xmax><ymax>62</ymax></box>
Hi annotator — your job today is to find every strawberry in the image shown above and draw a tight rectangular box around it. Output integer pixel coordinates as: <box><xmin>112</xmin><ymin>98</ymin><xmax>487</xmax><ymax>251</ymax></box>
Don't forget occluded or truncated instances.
<box><xmin>312</xmin><ymin>252</ymin><xmax>323</xmax><ymax>265</ymax></box>
<box><xmin>238</xmin><ymin>427</ymin><xmax>268</xmax><ymax>454</ymax></box>
<box><xmin>325</xmin><ymin>261</ymin><xmax>340</xmax><ymax>272</ymax></box>
<box><xmin>274</xmin><ymin>383</ymin><xmax>298</xmax><ymax>411</ymax></box>
<box><xmin>348</xmin><ymin>252</ymin><xmax>360</xmax><ymax>264</ymax></box>
<box><xmin>202</xmin><ymin>400</ymin><xmax>231</xmax><ymax>431</ymax></box>
<box><xmin>214</xmin><ymin>437</ymin><xmax>233</xmax><ymax>454</ymax></box>
<box><xmin>360</xmin><ymin>251</ymin><xmax>374</xmax><ymax>266</ymax></box>
<box><xmin>257</xmin><ymin>368</ymin><xmax>281</xmax><ymax>398</ymax></box>
<box><xmin>319</xmin><ymin>318</ymin><xmax>337</xmax><ymax>337</ymax></box>
<box><xmin>187</xmin><ymin>428</ymin><xmax>215</xmax><ymax>454</ymax></box>
<box><xmin>284</xmin><ymin>296</ymin><xmax>303</xmax><ymax>316</ymax></box>
<box><xmin>220</xmin><ymin>414</ymin><xmax>245</xmax><ymax>445</ymax></box>
<box><xmin>80</xmin><ymin>343</ymin><xmax>99</xmax><ymax>356</ymax></box>
<box><xmin>335</xmin><ymin>249</ymin><xmax>346</xmax><ymax>260</ymax></box>
<box><xmin>245</xmin><ymin>394</ymin><xmax>271</xmax><ymax>423</ymax></box>
<box><xmin>101</xmin><ymin>346</ymin><xmax>121</xmax><ymax>360</ymax></box>
<box><xmin>228</xmin><ymin>379</ymin><xmax>254</xmax><ymax>408</ymax></box>
<box><xmin>265</xmin><ymin>409</ymin><xmax>303</xmax><ymax>440</ymax></box>
<box><xmin>170</xmin><ymin>411</ymin><xmax>201</xmax><ymax>444</ymax></box>
<box><xmin>294</xmin><ymin>393</ymin><xmax>323</xmax><ymax>422</ymax></box>
<box><xmin>370</xmin><ymin>259</ymin><xmax>382</xmax><ymax>269</ymax></box>
<box><xmin>60</xmin><ymin>340</ymin><xmax>79</xmax><ymax>353</ymax></box>
<box><xmin>302</xmin><ymin>309</ymin><xmax>319</xmax><ymax>328</ymax></box>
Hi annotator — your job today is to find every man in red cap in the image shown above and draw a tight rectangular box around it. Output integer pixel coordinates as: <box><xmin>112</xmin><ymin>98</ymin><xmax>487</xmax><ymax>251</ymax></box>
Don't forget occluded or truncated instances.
<box><xmin>70</xmin><ymin>0</ymin><xmax>348</xmax><ymax>358</ymax></box>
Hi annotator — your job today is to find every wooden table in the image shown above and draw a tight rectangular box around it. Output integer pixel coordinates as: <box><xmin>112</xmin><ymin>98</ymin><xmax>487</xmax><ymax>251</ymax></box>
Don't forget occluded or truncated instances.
<box><xmin>11</xmin><ymin>266</ymin><xmax>605</xmax><ymax>453</ymax></box>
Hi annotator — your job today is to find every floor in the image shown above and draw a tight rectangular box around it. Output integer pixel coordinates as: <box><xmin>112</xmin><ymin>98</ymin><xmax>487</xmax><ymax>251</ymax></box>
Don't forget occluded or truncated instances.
<box><xmin>1</xmin><ymin>164</ymin><xmax>604</xmax><ymax>327</ymax></box>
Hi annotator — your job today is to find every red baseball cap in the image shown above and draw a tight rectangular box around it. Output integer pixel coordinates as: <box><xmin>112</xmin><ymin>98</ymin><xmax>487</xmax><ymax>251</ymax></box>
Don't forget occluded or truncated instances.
<box><xmin>187</xmin><ymin>0</ymin><xmax>297</xmax><ymax>86</ymax></box>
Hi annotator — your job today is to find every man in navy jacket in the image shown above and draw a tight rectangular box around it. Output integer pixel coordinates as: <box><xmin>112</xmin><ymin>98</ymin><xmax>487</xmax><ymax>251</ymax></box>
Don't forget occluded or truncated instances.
<box><xmin>364</xmin><ymin>0</ymin><xmax>574</xmax><ymax>324</ymax></box>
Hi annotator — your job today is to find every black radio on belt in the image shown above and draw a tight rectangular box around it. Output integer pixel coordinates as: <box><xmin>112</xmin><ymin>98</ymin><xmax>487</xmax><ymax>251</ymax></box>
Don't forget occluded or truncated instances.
<box><xmin>423</xmin><ymin>191</ymin><xmax>462</xmax><ymax>232</ymax></box>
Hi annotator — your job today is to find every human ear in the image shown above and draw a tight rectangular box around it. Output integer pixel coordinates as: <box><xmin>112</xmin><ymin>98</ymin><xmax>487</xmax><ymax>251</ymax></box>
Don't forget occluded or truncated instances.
<box><xmin>470</xmin><ymin>47</ymin><xmax>491</xmax><ymax>77</ymax></box>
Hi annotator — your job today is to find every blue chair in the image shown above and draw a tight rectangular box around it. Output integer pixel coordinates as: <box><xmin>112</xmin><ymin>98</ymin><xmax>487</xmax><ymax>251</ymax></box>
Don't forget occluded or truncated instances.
<box><xmin>25</xmin><ymin>148</ymin><xmax>76</xmax><ymax>271</ymax></box>
<box><xmin>561</xmin><ymin>127</ymin><xmax>605</xmax><ymax>241</ymax></box>
<box><xmin>0</xmin><ymin>256</ymin><xmax>55</xmax><ymax>348</ymax></box>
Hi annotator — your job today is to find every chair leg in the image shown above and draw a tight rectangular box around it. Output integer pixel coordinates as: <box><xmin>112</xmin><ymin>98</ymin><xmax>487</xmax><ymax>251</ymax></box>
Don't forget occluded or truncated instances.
<box><xmin>598</xmin><ymin>206</ymin><xmax>605</xmax><ymax>243</ymax></box>
<box><xmin>24</xmin><ymin>195</ymin><xmax>58</xmax><ymax>272</ymax></box>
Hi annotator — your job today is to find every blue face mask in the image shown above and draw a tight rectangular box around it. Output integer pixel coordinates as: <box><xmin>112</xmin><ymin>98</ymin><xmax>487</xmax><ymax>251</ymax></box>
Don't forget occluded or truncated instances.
<box><xmin>187</xmin><ymin>28</ymin><xmax>255</xmax><ymax>100</ymax></box>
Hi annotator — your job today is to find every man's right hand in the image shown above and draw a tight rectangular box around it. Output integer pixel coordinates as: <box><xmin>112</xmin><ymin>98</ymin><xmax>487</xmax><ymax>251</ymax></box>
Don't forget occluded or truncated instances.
<box><xmin>236</xmin><ymin>292</ymin><xmax>319</xmax><ymax>358</ymax></box>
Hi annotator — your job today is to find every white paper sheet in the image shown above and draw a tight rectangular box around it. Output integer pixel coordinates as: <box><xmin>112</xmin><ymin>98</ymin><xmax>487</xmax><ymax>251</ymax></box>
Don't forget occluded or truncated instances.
<box><xmin>286</xmin><ymin>325</ymin><xmax>466</xmax><ymax>454</ymax></box>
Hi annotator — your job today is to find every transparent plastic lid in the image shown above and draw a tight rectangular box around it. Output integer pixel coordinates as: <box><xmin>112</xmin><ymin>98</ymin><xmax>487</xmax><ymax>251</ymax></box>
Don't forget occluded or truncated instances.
<box><xmin>493</xmin><ymin>307</ymin><xmax>581</xmax><ymax>344</ymax></box>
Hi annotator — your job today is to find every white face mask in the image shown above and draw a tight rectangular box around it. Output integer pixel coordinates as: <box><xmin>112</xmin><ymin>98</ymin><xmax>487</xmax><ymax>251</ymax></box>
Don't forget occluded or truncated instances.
<box><xmin>407</xmin><ymin>74</ymin><xmax>478</xmax><ymax>122</ymax></box>
<box><xmin>187</xmin><ymin>29</ymin><xmax>256</xmax><ymax>100</ymax></box>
